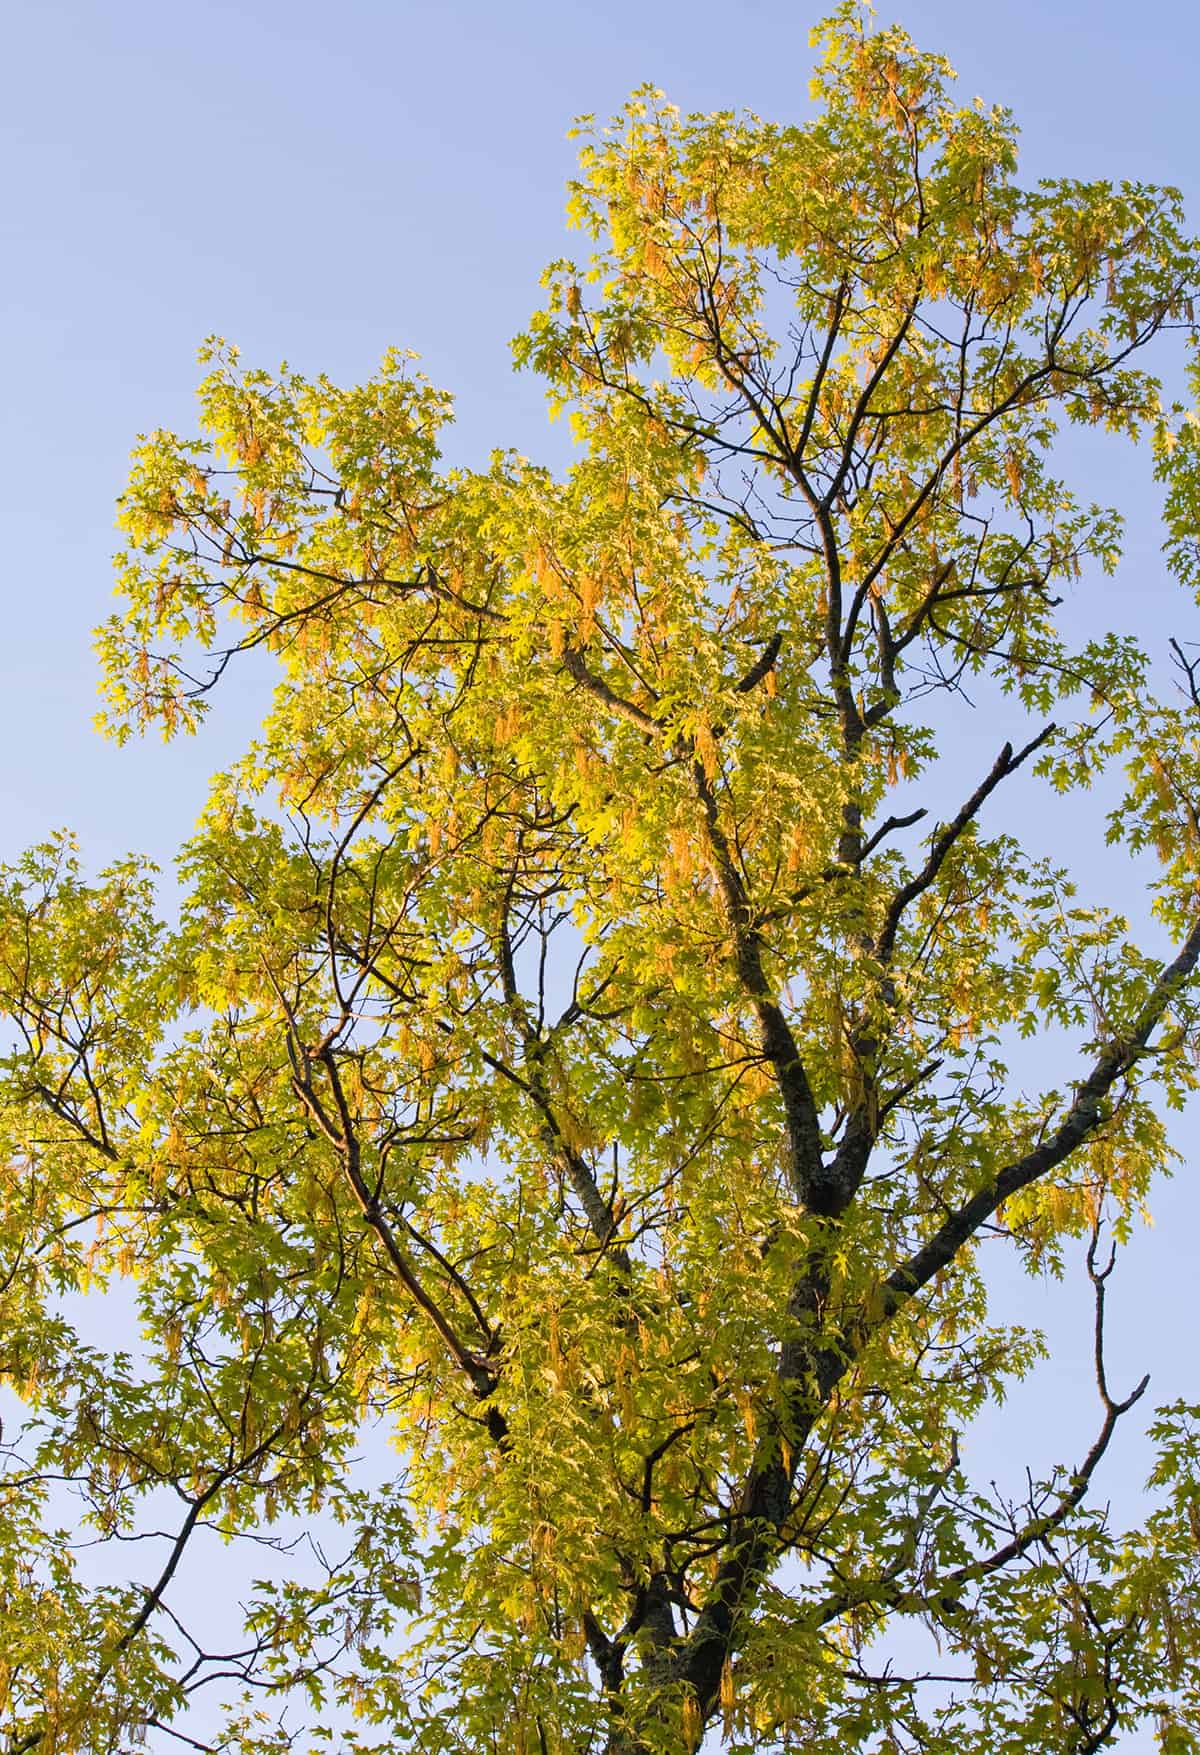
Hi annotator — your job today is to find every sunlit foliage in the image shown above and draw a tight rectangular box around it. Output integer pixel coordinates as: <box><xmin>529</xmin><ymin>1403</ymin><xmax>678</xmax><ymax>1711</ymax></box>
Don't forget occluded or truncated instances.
<box><xmin>5</xmin><ymin>9</ymin><xmax>1200</xmax><ymax>1751</ymax></box>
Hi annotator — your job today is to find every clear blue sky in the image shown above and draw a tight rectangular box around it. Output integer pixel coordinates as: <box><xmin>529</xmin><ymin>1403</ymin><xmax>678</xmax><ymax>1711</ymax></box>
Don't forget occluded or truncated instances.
<box><xmin>3</xmin><ymin>0</ymin><xmax>1200</xmax><ymax>1710</ymax></box>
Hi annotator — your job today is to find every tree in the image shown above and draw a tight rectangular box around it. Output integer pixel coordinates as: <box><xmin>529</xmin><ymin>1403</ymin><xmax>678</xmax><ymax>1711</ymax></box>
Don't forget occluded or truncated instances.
<box><xmin>5</xmin><ymin>8</ymin><xmax>1200</xmax><ymax>1751</ymax></box>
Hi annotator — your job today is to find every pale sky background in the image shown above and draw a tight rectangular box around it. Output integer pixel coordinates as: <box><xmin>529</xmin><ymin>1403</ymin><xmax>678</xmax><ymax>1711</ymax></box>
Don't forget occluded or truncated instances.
<box><xmin>3</xmin><ymin>0</ymin><xmax>1200</xmax><ymax>1741</ymax></box>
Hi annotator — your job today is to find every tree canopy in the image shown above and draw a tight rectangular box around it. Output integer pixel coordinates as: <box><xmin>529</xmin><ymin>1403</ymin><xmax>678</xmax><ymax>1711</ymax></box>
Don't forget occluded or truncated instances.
<box><xmin>6</xmin><ymin>8</ymin><xmax>1200</xmax><ymax>1752</ymax></box>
